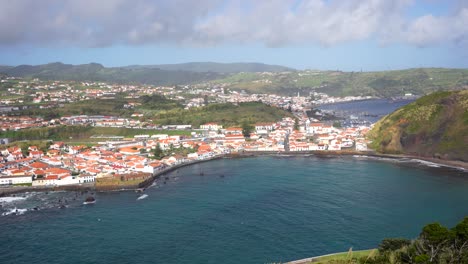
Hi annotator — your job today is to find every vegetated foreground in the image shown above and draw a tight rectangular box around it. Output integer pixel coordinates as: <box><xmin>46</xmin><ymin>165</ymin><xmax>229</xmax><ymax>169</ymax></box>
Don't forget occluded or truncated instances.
<box><xmin>304</xmin><ymin>217</ymin><xmax>468</xmax><ymax>264</ymax></box>
<box><xmin>367</xmin><ymin>90</ymin><xmax>468</xmax><ymax>162</ymax></box>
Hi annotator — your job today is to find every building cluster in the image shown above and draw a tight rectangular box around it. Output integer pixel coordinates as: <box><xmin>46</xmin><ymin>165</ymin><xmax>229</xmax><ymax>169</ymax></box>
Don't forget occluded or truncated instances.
<box><xmin>1</xmin><ymin>77</ymin><xmax>374</xmax><ymax>118</ymax></box>
<box><xmin>0</xmin><ymin>115</ymin><xmax>370</xmax><ymax>187</ymax></box>
<box><xmin>0</xmin><ymin>116</ymin><xmax>50</xmax><ymax>131</ymax></box>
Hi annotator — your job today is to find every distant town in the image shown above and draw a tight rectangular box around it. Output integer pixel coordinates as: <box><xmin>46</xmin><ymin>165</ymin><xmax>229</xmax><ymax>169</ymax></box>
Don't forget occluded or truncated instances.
<box><xmin>0</xmin><ymin>76</ymin><xmax>378</xmax><ymax>188</ymax></box>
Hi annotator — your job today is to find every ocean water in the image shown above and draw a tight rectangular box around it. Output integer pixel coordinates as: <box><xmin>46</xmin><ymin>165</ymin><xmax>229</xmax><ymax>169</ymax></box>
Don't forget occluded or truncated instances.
<box><xmin>1</xmin><ymin>156</ymin><xmax>467</xmax><ymax>264</ymax></box>
<box><xmin>318</xmin><ymin>98</ymin><xmax>414</xmax><ymax>125</ymax></box>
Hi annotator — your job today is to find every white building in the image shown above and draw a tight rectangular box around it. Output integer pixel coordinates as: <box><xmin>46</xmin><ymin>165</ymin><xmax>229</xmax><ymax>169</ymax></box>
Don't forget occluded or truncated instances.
<box><xmin>0</xmin><ymin>175</ymin><xmax>32</xmax><ymax>185</ymax></box>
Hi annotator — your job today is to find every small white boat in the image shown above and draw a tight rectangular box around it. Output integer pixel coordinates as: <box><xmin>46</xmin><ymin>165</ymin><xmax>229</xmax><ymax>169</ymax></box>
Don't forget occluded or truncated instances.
<box><xmin>137</xmin><ymin>194</ymin><xmax>148</xmax><ymax>200</ymax></box>
<box><xmin>83</xmin><ymin>196</ymin><xmax>96</xmax><ymax>205</ymax></box>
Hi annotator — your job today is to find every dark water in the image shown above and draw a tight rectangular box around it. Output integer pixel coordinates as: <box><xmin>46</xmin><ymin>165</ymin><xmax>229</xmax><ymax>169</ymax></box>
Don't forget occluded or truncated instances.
<box><xmin>318</xmin><ymin>99</ymin><xmax>414</xmax><ymax>125</ymax></box>
<box><xmin>1</xmin><ymin>156</ymin><xmax>467</xmax><ymax>264</ymax></box>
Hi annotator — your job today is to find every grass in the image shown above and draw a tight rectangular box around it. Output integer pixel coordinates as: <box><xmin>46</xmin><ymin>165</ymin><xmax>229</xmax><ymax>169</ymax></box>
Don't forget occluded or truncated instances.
<box><xmin>310</xmin><ymin>249</ymin><xmax>376</xmax><ymax>263</ymax></box>
<box><xmin>367</xmin><ymin>90</ymin><xmax>468</xmax><ymax>161</ymax></box>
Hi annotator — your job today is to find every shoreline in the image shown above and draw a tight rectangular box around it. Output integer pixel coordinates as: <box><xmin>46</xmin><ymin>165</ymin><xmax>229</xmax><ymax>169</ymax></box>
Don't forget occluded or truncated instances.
<box><xmin>236</xmin><ymin>150</ymin><xmax>468</xmax><ymax>171</ymax></box>
<box><xmin>1</xmin><ymin>151</ymin><xmax>466</xmax><ymax>197</ymax></box>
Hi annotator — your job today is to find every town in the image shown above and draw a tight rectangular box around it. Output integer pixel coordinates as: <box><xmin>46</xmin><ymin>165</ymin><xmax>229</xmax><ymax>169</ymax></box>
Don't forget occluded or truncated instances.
<box><xmin>0</xmin><ymin>76</ymin><xmax>372</xmax><ymax>189</ymax></box>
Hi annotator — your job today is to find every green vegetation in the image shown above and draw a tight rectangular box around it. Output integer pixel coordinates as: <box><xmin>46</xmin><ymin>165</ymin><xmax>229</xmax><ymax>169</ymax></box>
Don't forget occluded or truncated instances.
<box><xmin>368</xmin><ymin>90</ymin><xmax>468</xmax><ymax>161</ymax></box>
<box><xmin>0</xmin><ymin>126</ymin><xmax>191</xmax><ymax>141</ymax></box>
<box><xmin>2</xmin><ymin>63</ymin><xmax>467</xmax><ymax>98</ymax></box>
<box><xmin>16</xmin><ymin>93</ymin><xmax>184</xmax><ymax>119</ymax></box>
<box><xmin>311</xmin><ymin>249</ymin><xmax>375</xmax><ymax>263</ymax></box>
<box><xmin>306</xmin><ymin>217</ymin><xmax>468</xmax><ymax>263</ymax></box>
<box><xmin>0</xmin><ymin>62</ymin><xmax>223</xmax><ymax>85</ymax></box>
<box><xmin>125</xmin><ymin>62</ymin><xmax>293</xmax><ymax>73</ymax></box>
<box><xmin>213</xmin><ymin>68</ymin><xmax>468</xmax><ymax>97</ymax></box>
<box><xmin>152</xmin><ymin>102</ymin><xmax>293</xmax><ymax>127</ymax></box>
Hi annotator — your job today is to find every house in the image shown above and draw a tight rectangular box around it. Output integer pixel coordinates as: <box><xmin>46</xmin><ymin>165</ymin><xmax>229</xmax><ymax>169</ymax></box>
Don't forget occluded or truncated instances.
<box><xmin>224</xmin><ymin>134</ymin><xmax>245</xmax><ymax>143</ymax></box>
<box><xmin>200</xmin><ymin>123</ymin><xmax>222</xmax><ymax>131</ymax></box>
<box><xmin>255</xmin><ymin>122</ymin><xmax>275</xmax><ymax>134</ymax></box>
<box><xmin>29</xmin><ymin>150</ymin><xmax>44</xmax><ymax>159</ymax></box>
<box><xmin>143</xmin><ymin>161</ymin><xmax>164</xmax><ymax>174</ymax></box>
<box><xmin>224</xmin><ymin>127</ymin><xmax>243</xmax><ymax>135</ymax></box>
<box><xmin>0</xmin><ymin>175</ymin><xmax>33</xmax><ymax>185</ymax></box>
<box><xmin>307</xmin><ymin>123</ymin><xmax>321</xmax><ymax>134</ymax></box>
<box><xmin>50</xmin><ymin>142</ymin><xmax>65</xmax><ymax>150</ymax></box>
<box><xmin>28</xmin><ymin>146</ymin><xmax>39</xmax><ymax>152</ymax></box>
<box><xmin>187</xmin><ymin>152</ymin><xmax>199</xmax><ymax>160</ymax></box>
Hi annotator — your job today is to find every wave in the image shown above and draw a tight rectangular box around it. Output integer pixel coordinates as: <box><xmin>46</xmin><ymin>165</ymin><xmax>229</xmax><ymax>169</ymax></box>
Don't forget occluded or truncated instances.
<box><xmin>1</xmin><ymin>207</ymin><xmax>28</xmax><ymax>216</ymax></box>
<box><xmin>352</xmin><ymin>155</ymin><xmax>467</xmax><ymax>172</ymax></box>
<box><xmin>409</xmin><ymin>159</ymin><xmax>441</xmax><ymax>168</ymax></box>
<box><xmin>0</xmin><ymin>196</ymin><xmax>27</xmax><ymax>203</ymax></box>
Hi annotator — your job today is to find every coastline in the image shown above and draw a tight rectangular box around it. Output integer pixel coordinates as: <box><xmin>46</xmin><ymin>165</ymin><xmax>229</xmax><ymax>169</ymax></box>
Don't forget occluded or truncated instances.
<box><xmin>236</xmin><ymin>150</ymin><xmax>468</xmax><ymax>171</ymax></box>
<box><xmin>1</xmin><ymin>151</ymin><xmax>466</xmax><ymax>198</ymax></box>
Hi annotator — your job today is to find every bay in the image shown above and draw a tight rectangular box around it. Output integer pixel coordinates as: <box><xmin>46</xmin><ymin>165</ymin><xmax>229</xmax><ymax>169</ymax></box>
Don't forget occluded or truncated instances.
<box><xmin>0</xmin><ymin>156</ymin><xmax>467</xmax><ymax>264</ymax></box>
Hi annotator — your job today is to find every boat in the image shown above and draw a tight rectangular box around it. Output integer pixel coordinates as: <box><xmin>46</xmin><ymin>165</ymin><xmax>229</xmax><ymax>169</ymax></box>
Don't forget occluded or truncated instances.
<box><xmin>137</xmin><ymin>194</ymin><xmax>148</xmax><ymax>200</ymax></box>
<box><xmin>83</xmin><ymin>196</ymin><xmax>96</xmax><ymax>205</ymax></box>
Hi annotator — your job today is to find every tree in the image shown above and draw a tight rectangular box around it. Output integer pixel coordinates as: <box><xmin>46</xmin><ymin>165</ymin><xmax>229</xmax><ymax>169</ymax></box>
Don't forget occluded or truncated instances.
<box><xmin>294</xmin><ymin>118</ymin><xmax>299</xmax><ymax>131</ymax></box>
<box><xmin>153</xmin><ymin>143</ymin><xmax>163</xmax><ymax>159</ymax></box>
<box><xmin>418</xmin><ymin>222</ymin><xmax>452</xmax><ymax>262</ymax></box>
<box><xmin>379</xmin><ymin>238</ymin><xmax>411</xmax><ymax>252</ymax></box>
<box><xmin>241</xmin><ymin>121</ymin><xmax>254</xmax><ymax>138</ymax></box>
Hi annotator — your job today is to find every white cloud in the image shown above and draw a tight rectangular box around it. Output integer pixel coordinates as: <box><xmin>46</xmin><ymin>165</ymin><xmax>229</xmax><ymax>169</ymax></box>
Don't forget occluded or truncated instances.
<box><xmin>0</xmin><ymin>0</ymin><xmax>466</xmax><ymax>48</ymax></box>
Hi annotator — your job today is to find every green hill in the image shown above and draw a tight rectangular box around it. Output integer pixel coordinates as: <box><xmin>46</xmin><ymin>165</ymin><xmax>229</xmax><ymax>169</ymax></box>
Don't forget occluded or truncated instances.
<box><xmin>148</xmin><ymin>102</ymin><xmax>293</xmax><ymax>127</ymax></box>
<box><xmin>125</xmin><ymin>62</ymin><xmax>294</xmax><ymax>73</ymax></box>
<box><xmin>367</xmin><ymin>90</ymin><xmax>468</xmax><ymax>161</ymax></box>
<box><xmin>214</xmin><ymin>68</ymin><xmax>468</xmax><ymax>97</ymax></box>
<box><xmin>0</xmin><ymin>62</ymin><xmax>224</xmax><ymax>85</ymax></box>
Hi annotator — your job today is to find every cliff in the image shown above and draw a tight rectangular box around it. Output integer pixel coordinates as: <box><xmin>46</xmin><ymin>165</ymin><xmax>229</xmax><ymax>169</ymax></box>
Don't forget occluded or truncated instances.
<box><xmin>368</xmin><ymin>90</ymin><xmax>468</xmax><ymax>161</ymax></box>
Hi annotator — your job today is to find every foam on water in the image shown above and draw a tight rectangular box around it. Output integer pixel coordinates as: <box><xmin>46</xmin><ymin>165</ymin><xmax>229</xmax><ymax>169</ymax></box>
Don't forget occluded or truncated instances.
<box><xmin>1</xmin><ymin>207</ymin><xmax>28</xmax><ymax>216</ymax></box>
<box><xmin>0</xmin><ymin>196</ymin><xmax>27</xmax><ymax>203</ymax></box>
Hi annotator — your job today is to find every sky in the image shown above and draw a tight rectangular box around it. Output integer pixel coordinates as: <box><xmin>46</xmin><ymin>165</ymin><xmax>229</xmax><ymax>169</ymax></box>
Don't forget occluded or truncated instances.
<box><xmin>1</xmin><ymin>0</ymin><xmax>468</xmax><ymax>71</ymax></box>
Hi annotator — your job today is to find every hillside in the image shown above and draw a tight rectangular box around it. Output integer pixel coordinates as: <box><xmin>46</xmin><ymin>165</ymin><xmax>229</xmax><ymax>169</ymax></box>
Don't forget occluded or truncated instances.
<box><xmin>367</xmin><ymin>90</ymin><xmax>468</xmax><ymax>161</ymax></box>
<box><xmin>150</xmin><ymin>102</ymin><xmax>293</xmax><ymax>127</ymax></box>
<box><xmin>124</xmin><ymin>62</ymin><xmax>294</xmax><ymax>73</ymax></box>
<box><xmin>19</xmin><ymin>94</ymin><xmax>183</xmax><ymax>119</ymax></box>
<box><xmin>0</xmin><ymin>62</ymin><xmax>223</xmax><ymax>85</ymax></box>
<box><xmin>214</xmin><ymin>68</ymin><xmax>468</xmax><ymax>97</ymax></box>
<box><xmin>2</xmin><ymin>63</ymin><xmax>467</xmax><ymax>98</ymax></box>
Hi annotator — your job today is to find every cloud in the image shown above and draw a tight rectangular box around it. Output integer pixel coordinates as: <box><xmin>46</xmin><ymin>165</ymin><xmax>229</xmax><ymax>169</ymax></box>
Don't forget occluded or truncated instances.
<box><xmin>0</xmin><ymin>0</ymin><xmax>466</xmax><ymax>48</ymax></box>
<box><xmin>403</xmin><ymin>8</ymin><xmax>468</xmax><ymax>47</ymax></box>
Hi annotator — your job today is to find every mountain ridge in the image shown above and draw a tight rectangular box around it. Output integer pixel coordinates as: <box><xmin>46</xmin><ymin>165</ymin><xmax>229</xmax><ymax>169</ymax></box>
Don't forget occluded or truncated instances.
<box><xmin>123</xmin><ymin>62</ymin><xmax>294</xmax><ymax>73</ymax></box>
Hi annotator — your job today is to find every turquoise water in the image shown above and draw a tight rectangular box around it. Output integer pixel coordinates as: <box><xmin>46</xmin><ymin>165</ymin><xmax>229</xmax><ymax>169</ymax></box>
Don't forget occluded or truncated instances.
<box><xmin>1</xmin><ymin>156</ymin><xmax>468</xmax><ymax>264</ymax></box>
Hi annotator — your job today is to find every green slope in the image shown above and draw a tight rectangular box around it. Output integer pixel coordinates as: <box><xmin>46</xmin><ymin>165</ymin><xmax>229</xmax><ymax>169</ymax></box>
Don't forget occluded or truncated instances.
<box><xmin>125</xmin><ymin>62</ymin><xmax>294</xmax><ymax>73</ymax></box>
<box><xmin>214</xmin><ymin>68</ymin><xmax>468</xmax><ymax>97</ymax></box>
<box><xmin>368</xmin><ymin>90</ymin><xmax>468</xmax><ymax>161</ymax></box>
<box><xmin>150</xmin><ymin>101</ymin><xmax>293</xmax><ymax>127</ymax></box>
<box><xmin>0</xmin><ymin>62</ymin><xmax>224</xmax><ymax>85</ymax></box>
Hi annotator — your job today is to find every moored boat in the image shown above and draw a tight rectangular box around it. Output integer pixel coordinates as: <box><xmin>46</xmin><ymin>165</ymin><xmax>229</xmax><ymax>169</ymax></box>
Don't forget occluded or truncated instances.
<box><xmin>137</xmin><ymin>194</ymin><xmax>148</xmax><ymax>200</ymax></box>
